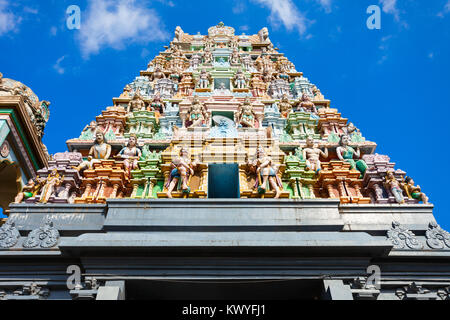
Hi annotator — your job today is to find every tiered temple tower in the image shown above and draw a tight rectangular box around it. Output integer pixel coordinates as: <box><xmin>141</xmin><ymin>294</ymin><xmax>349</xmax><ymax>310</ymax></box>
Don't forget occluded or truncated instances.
<box><xmin>1</xmin><ymin>24</ymin><xmax>449</xmax><ymax>301</ymax></box>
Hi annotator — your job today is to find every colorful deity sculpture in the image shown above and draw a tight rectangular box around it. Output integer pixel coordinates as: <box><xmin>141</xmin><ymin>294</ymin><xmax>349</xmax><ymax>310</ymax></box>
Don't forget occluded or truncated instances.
<box><xmin>189</xmin><ymin>54</ymin><xmax>202</xmax><ymax>70</ymax></box>
<box><xmin>187</xmin><ymin>96</ymin><xmax>208</xmax><ymax>128</ymax></box>
<box><xmin>297</xmin><ymin>93</ymin><xmax>317</xmax><ymax>113</ymax></box>
<box><xmin>336</xmin><ymin>135</ymin><xmax>368</xmax><ymax>178</ymax></box>
<box><xmin>151</xmin><ymin>67</ymin><xmax>166</xmax><ymax>82</ymax></box>
<box><xmin>233</xmin><ymin>69</ymin><xmax>247</xmax><ymax>89</ymax></box>
<box><xmin>403</xmin><ymin>177</ymin><xmax>429</xmax><ymax>204</ymax></box>
<box><xmin>278</xmin><ymin>94</ymin><xmax>293</xmax><ymax>118</ymax></box>
<box><xmin>198</xmin><ymin>69</ymin><xmax>212</xmax><ymax>89</ymax></box>
<box><xmin>75</xmin><ymin>131</ymin><xmax>112</xmax><ymax>172</ymax></box>
<box><xmin>251</xmin><ymin>147</ymin><xmax>282</xmax><ymax>199</ymax></box>
<box><xmin>118</xmin><ymin>134</ymin><xmax>142</xmax><ymax>179</ymax></box>
<box><xmin>231</xmin><ymin>49</ymin><xmax>240</xmax><ymax>64</ymax></box>
<box><xmin>203</xmin><ymin>49</ymin><xmax>213</xmax><ymax>64</ymax></box>
<box><xmin>14</xmin><ymin>179</ymin><xmax>41</xmax><ymax>203</ymax></box>
<box><xmin>128</xmin><ymin>92</ymin><xmax>146</xmax><ymax>113</ymax></box>
<box><xmin>79</xmin><ymin>121</ymin><xmax>98</xmax><ymax>140</ymax></box>
<box><xmin>150</xmin><ymin>92</ymin><xmax>165</xmax><ymax>113</ymax></box>
<box><xmin>236</xmin><ymin>98</ymin><xmax>256</xmax><ymax>128</ymax></box>
<box><xmin>303</xmin><ymin>136</ymin><xmax>329</xmax><ymax>173</ymax></box>
<box><xmin>120</xmin><ymin>84</ymin><xmax>132</xmax><ymax>98</ymax></box>
<box><xmin>241</xmin><ymin>54</ymin><xmax>254</xmax><ymax>71</ymax></box>
<box><xmin>384</xmin><ymin>171</ymin><xmax>406</xmax><ymax>204</ymax></box>
<box><xmin>250</xmin><ymin>73</ymin><xmax>267</xmax><ymax>97</ymax></box>
<box><xmin>38</xmin><ymin>169</ymin><xmax>64</xmax><ymax>204</ymax></box>
<box><xmin>166</xmin><ymin>148</ymin><xmax>195</xmax><ymax>198</ymax></box>
<box><xmin>312</xmin><ymin>85</ymin><xmax>325</xmax><ymax>100</ymax></box>
<box><xmin>345</xmin><ymin>122</ymin><xmax>365</xmax><ymax>143</ymax></box>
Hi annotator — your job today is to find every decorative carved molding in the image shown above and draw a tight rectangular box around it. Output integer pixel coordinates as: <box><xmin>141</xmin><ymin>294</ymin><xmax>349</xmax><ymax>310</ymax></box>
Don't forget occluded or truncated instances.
<box><xmin>437</xmin><ymin>287</ymin><xmax>450</xmax><ymax>300</ymax></box>
<box><xmin>70</xmin><ymin>278</ymin><xmax>101</xmax><ymax>300</ymax></box>
<box><xmin>0</xmin><ymin>283</ymin><xmax>49</xmax><ymax>300</ymax></box>
<box><xmin>396</xmin><ymin>283</ymin><xmax>436</xmax><ymax>300</ymax></box>
<box><xmin>349</xmin><ymin>277</ymin><xmax>380</xmax><ymax>300</ymax></box>
<box><xmin>387</xmin><ymin>221</ymin><xmax>423</xmax><ymax>250</ymax></box>
<box><xmin>23</xmin><ymin>218</ymin><xmax>60</xmax><ymax>249</ymax></box>
<box><xmin>426</xmin><ymin>222</ymin><xmax>450</xmax><ymax>250</ymax></box>
<box><xmin>0</xmin><ymin>220</ymin><xmax>20</xmax><ymax>248</ymax></box>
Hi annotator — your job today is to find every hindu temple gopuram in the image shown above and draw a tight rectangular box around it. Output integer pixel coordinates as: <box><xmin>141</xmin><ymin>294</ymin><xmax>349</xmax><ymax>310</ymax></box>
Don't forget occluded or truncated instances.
<box><xmin>0</xmin><ymin>23</ymin><xmax>449</xmax><ymax>301</ymax></box>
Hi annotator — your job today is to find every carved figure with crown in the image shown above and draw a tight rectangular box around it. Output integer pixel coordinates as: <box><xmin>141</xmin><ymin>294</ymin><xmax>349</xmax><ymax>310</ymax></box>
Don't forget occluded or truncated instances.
<box><xmin>236</xmin><ymin>98</ymin><xmax>256</xmax><ymax>128</ymax></box>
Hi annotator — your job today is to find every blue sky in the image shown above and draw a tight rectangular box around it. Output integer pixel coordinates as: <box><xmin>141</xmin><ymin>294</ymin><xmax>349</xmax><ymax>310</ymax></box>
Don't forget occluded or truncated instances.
<box><xmin>1</xmin><ymin>0</ymin><xmax>450</xmax><ymax>229</ymax></box>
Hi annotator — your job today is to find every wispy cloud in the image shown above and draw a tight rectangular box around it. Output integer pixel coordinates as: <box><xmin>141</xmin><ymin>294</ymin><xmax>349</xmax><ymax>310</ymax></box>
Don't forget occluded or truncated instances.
<box><xmin>437</xmin><ymin>0</ymin><xmax>450</xmax><ymax>17</ymax></box>
<box><xmin>232</xmin><ymin>0</ymin><xmax>246</xmax><ymax>14</ymax></box>
<box><xmin>53</xmin><ymin>56</ymin><xmax>66</xmax><ymax>74</ymax></box>
<box><xmin>0</xmin><ymin>0</ymin><xmax>20</xmax><ymax>36</ymax></box>
<box><xmin>317</xmin><ymin>0</ymin><xmax>332</xmax><ymax>13</ymax></box>
<box><xmin>379</xmin><ymin>0</ymin><xmax>399</xmax><ymax>21</ymax></box>
<box><xmin>78</xmin><ymin>0</ymin><xmax>169</xmax><ymax>58</ymax></box>
<box><xmin>23</xmin><ymin>6</ymin><xmax>38</xmax><ymax>15</ymax></box>
<box><xmin>377</xmin><ymin>35</ymin><xmax>393</xmax><ymax>64</ymax></box>
<box><xmin>251</xmin><ymin>0</ymin><xmax>309</xmax><ymax>35</ymax></box>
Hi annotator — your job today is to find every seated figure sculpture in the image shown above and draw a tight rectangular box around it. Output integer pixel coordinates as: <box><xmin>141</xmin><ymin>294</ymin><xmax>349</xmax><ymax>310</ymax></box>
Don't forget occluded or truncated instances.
<box><xmin>14</xmin><ymin>178</ymin><xmax>41</xmax><ymax>203</ymax></box>
<box><xmin>231</xmin><ymin>48</ymin><xmax>240</xmax><ymax>64</ymax></box>
<box><xmin>166</xmin><ymin>148</ymin><xmax>195</xmax><ymax>198</ymax></box>
<box><xmin>278</xmin><ymin>93</ymin><xmax>292</xmax><ymax>118</ymax></box>
<box><xmin>187</xmin><ymin>96</ymin><xmax>208</xmax><ymax>128</ymax></box>
<box><xmin>384</xmin><ymin>171</ymin><xmax>405</xmax><ymax>204</ymax></box>
<box><xmin>336</xmin><ymin>135</ymin><xmax>368</xmax><ymax>178</ymax></box>
<box><xmin>38</xmin><ymin>169</ymin><xmax>64</xmax><ymax>204</ymax></box>
<box><xmin>403</xmin><ymin>176</ymin><xmax>429</xmax><ymax>204</ymax></box>
<box><xmin>296</xmin><ymin>93</ymin><xmax>317</xmax><ymax>114</ymax></box>
<box><xmin>236</xmin><ymin>97</ymin><xmax>256</xmax><ymax>128</ymax></box>
<box><xmin>118</xmin><ymin>134</ymin><xmax>142</xmax><ymax>179</ymax></box>
<box><xmin>251</xmin><ymin>147</ymin><xmax>282</xmax><ymax>199</ymax></box>
<box><xmin>303</xmin><ymin>136</ymin><xmax>329</xmax><ymax>174</ymax></box>
<box><xmin>75</xmin><ymin>131</ymin><xmax>112</xmax><ymax>172</ymax></box>
<box><xmin>128</xmin><ymin>92</ymin><xmax>146</xmax><ymax>113</ymax></box>
<box><xmin>150</xmin><ymin>92</ymin><xmax>165</xmax><ymax>114</ymax></box>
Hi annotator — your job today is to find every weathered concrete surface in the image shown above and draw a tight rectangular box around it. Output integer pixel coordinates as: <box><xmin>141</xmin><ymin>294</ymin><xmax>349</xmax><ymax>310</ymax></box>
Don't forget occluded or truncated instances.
<box><xmin>105</xmin><ymin>199</ymin><xmax>344</xmax><ymax>232</ymax></box>
<box><xmin>8</xmin><ymin>203</ymin><xmax>107</xmax><ymax>232</ymax></box>
<box><xmin>339</xmin><ymin>204</ymin><xmax>436</xmax><ymax>232</ymax></box>
<box><xmin>61</xmin><ymin>231</ymin><xmax>392</xmax><ymax>256</ymax></box>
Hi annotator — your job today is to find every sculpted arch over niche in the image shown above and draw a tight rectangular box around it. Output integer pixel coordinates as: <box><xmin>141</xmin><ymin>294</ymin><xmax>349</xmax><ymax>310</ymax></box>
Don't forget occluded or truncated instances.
<box><xmin>0</xmin><ymin>159</ymin><xmax>22</xmax><ymax>216</ymax></box>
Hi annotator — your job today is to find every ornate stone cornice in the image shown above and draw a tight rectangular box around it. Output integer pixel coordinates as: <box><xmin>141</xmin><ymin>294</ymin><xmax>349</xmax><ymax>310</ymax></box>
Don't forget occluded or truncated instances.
<box><xmin>387</xmin><ymin>221</ymin><xmax>423</xmax><ymax>250</ymax></box>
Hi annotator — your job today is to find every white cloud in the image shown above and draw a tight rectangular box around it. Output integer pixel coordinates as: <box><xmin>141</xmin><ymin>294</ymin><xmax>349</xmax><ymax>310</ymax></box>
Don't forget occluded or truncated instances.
<box><xmin>23</xmin><ymin>6</ymin><xmax>38</xmax><ymax>15</ymax></box>
<box><xmin>0</xmin><ymin>0</ymin><xmax>19</xmax><ymax>36</ymax></box>
<box><xmin>437</xmin><ymin>0</ymin><xmax>450</xmax><ymax>17</ymax></box>
<box><xmin>78</xmin><ymin>0</ymin><xmax>169</xmax><ymax>58</ymax></box>
<box><xmin>317</xmin><ymin>0</ymin><xmax>332</xmax><ymax>13</ymax></box>
<box><xmin>50</xmin><ymin>26</ymin><xmax>58</xmax><ymax>36</ymax></box>
<box><xmin>377</xmin><ymin>35</ymin><xmax>393</xmax><ymax>64</ymax></box>
<box><xmin>379</xmin><ymin>0</ymin><xmax>400</xmax><ymax>21</ymax></box>
<box><xmin>252</xmin><ymin>0</ymin><xmax>309</xmax><ymax>35</ymax></box>
<box><xmin>53</xmin><ymin>56</ymin><xmax>66</xmax><ymax>75</ymax></box>
<box><xmin>240</xmin><ymin>25</ymin><xmax>250</xmax><ymax>32</ymax></box>
<box><xmin>233</xmin><ymin>1</ymin><xmax>246</xmax><ymax>14</ymax></box>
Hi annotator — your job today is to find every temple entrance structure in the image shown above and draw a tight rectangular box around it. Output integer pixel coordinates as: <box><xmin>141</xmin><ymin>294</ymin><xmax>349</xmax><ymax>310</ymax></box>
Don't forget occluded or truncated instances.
<box><xmin>1</xmin><ymin>23</ymin><xmax>449</xmax><ymax>301</ymax></box>
<box><xmin>208</xmin><ymin>163</ymin><xmax>240</xmax><ymax>198</ymax></box>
